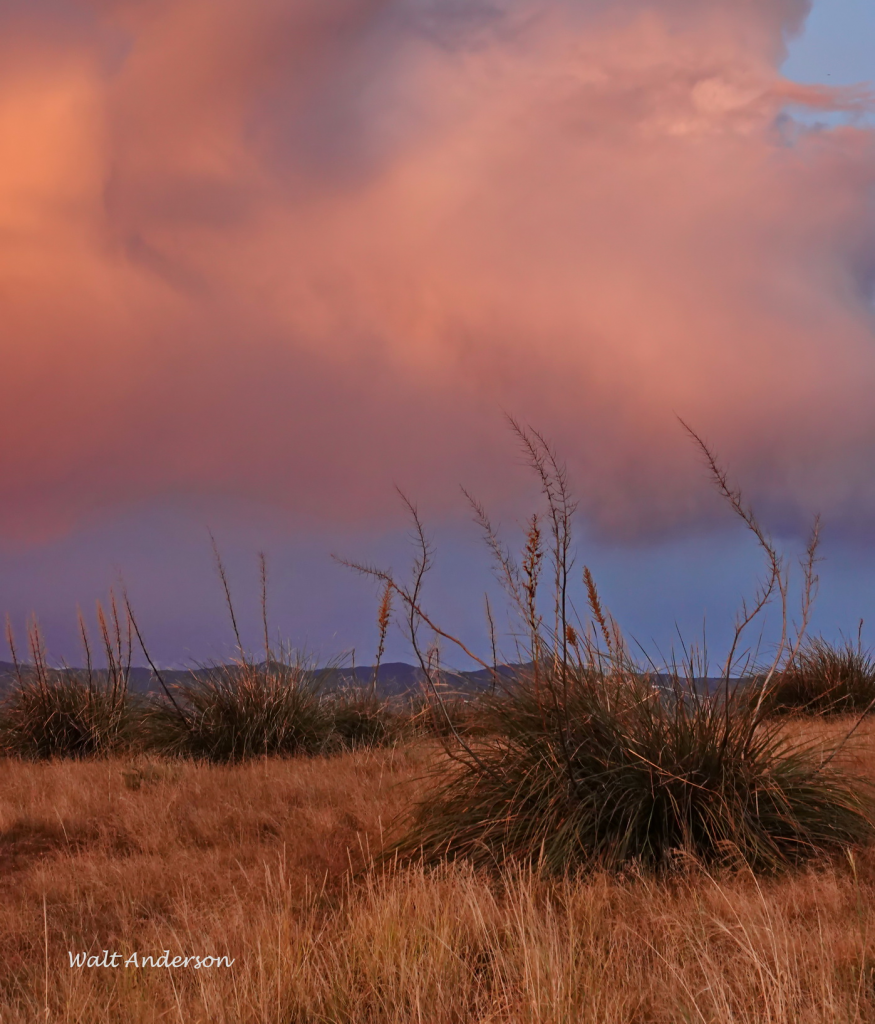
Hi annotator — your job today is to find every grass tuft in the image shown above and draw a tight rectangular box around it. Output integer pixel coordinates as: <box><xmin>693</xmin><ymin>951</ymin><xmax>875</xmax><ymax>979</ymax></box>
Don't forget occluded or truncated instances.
<box><xmin>0</xmin><ymin>672</ymin><xmax>139</xmax><ymax>759</ymax></box>
<box><xmin>347</xmin><ymin>421</ymin><xmax>875</xmax><ymax>875</ymax></box>
<box><xmin>1</xmin><ymin>602</ymin><xmax>138</xmax><ymax>759</ymax></box>
<box><xmin>328</xmin><ymin>687</ymin><xmax>400</xmax><ymax>749</ymax></box>
<box><xmin>394</xmin><ymin>666</ymin><xmax>875</xmax><ymax>873</ymax></box>
<box><xmin>148</xmin><ymin>654</ymin><xmax>334</xmax><ymax>762</ymax></box>
<box><xmin>765</xmin><ymin>636</ymin><xmax>875</xmax><ymax>715</ymax></box>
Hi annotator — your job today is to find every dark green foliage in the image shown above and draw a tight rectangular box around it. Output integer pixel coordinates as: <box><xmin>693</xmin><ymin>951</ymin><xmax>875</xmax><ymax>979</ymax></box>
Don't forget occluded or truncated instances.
<box><xmin>395</xmin><ymin>666</ymin><xmax>875</xmax><ymax>873</ymax></box>
<box><xmin>148</xmin><ymin>659</ymin><xmax>335</xmax><ymax>762</ymax></box>
<box><xmin>765</xmin><ymin>637</ymin><xmax>875</xmax><ymax>715</ymax></box>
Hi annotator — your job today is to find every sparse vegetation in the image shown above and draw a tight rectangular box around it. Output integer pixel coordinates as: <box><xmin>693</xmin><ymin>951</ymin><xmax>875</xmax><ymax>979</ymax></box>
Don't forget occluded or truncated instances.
<box><xmin>328</xmin><ymin>686</ymin><xmax>400</xmax><ymax>749</ymax></box>
<box><xmin>0</xmin><ymin>674</ymin><xmax>140</xmax><ymax>760</ymax></box>
<box><xmin>405</xmin><ymin>689</ymin><xmax>487</xmax><ymax>738</ymax></box>
<box><xmin>133</xmin><ymin>545</ymin><xmax>403</xmax><ymax>761</ymax></box>
<box><xmin>1</xmin><ymin>730</ymin><xmax>875</xmax><ymax>1022</ymax></box>
<box><xmin>2</xmin><ymin>425</ymin><xmax>875</xmax><ymax>1020</ymax></box>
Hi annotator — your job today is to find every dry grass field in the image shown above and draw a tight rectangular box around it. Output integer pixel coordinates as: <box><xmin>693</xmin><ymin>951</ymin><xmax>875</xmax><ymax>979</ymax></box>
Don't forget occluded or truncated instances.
<box><xmin>0</xmin><ymin>719</ymin><xmax>873</xmax><ymax>1023</ymax></box>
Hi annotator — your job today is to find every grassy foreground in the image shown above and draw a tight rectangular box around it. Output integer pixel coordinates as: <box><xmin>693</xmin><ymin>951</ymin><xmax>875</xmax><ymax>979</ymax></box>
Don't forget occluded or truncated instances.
<box><xmin>0</xmin><ymin>721</ymin><xmax>873</xmax><ymax>1022</ymax></box>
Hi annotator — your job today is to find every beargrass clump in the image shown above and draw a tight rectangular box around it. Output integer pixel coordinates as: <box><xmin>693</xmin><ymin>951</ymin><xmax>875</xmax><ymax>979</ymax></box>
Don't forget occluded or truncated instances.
<box><xmin>0</xmin><ymin>671</ymin><xmax>140</xmax><ymax>759</ymax></box>
<box><xmin>1</xmin><ymin>604</ymin><xmax>139</xmax><ymax>758</ymax></box>
<box><xmin>395</xmin><ymin>663</ymin><xmax>874</xmax><ymax>873</ymax></box>
<box><xmin>765</xmin><ymin>636</ymin><xmax>875</xmax><ymax>715</ymax></box>
<box><xmin>348</xmin><ymin>419</ymin><xmax>875</xmax><ymax>874</ymax></box>
<box><xmin>328</xmin><ymin>687</ymin><xmax>400</xmax><ymax>749</ymax></box>
<box><xmin>147</xmin><ymin>656</ymin><xmax>335</xmax><ymax>762</ymax></box>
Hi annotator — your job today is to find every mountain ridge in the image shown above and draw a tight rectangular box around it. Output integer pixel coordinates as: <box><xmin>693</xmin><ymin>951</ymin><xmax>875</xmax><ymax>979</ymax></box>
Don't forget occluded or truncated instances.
<box><xmin>0</xmin><ymin>660</ymin><xmax>513</xmax><ymax>698</ymax></box>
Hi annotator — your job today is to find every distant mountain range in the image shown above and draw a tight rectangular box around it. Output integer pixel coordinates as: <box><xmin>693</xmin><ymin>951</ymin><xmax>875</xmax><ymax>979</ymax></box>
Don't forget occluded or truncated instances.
<box><xmin>0</xmin><ymin>661</ymin><xmax>748</xmax><ymax>699</ymax></box>
<box><xmin>321</xmin><ymin>662</ymin><xmax>519</xmax><ymax>697</ymax></box>
<box><xmin>0</xmin><ymin>661</ymin><xmax>515</xmax><ymax>699</ymax></box>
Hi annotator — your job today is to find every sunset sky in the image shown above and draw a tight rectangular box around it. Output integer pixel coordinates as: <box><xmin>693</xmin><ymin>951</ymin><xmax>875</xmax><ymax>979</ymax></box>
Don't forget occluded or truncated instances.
<box><xmin>2</xmin><ymin>0</ymin><xmax>874</xmax><ymax>669</ymax></box>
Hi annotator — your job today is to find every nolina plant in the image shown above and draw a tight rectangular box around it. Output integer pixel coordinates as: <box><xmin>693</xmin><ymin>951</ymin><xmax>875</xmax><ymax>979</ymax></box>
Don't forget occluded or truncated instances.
<box><xmin>147</xmin><ymin>651</ymin><xmax>335</xmax><ymax>762</ymax></box>
<box><xmin>137</xmin><ymin>544</ymin><xmax>398</xmax><ymax>760</ymax></box>
<box><xmin>1</xmin><ymin>597</ymin><xmax>140</xmax><ymax>759</ymax></box>
<box><xmin>343</xmin><ymin>419</ymin><xmax>875</xmax><ymax>873</ymax></box>
<box><xmin>326</xmin><ymin>581</ymin><xmax>402</xmax><ymax>749</ymax></box>
<box><xmin>142</xmin><ymin>548</ymin><xmax>335</xmax><ymax>762</ymax></box>
<box><xmin>764</xmin><ymin>632</ymin><xmax>875</xmax><ymax>715</ymax></box>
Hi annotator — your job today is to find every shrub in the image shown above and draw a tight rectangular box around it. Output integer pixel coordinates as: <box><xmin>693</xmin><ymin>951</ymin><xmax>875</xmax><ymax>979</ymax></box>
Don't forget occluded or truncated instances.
<box><xmin>764</xmin><ymin>636</ymin><xmax>875</xmax><ymax>715</ymax></box>
<box><xmin>0</xmin><ymin>672</ymin><xmax>140</xmax><ymax>759</ymax></box>
<box><xmin>328</xmin><ymin>687</ymin><xmax>400</xmax><ymax>749</ymax></box>
<box><xmin>394</xmin><ymin>664</ymin><xmax>874</xmax><ymax>873</ymax></box>
<box><xmin>147</xmin><ymin>657</ymin><xmax>335</xmax><ymax>762</ymax></box>
<box><xmin>347</xmin><ymin>420</ymin><xmax>875</xmax><ymax>874</ymax></box>
<box><xmin>139</xmin><ymin>546</ymin><xmax>344</xmax><ymax>761</ymax></box>
<box><xmin>1</xmin><ymin>606</ymin><xmax>139</xmax><ymax>759</ymax></box>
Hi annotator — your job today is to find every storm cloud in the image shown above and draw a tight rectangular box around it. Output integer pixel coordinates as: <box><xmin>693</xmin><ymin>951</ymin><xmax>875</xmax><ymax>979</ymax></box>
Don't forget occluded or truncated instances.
<box><xmin>1</xmin><ymin>0</ymin><xmax>874</xmax><ymax>547</ymax></box>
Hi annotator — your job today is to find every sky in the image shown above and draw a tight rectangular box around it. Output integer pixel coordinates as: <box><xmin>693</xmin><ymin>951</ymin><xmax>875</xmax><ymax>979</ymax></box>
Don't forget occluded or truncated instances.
<box><xmin>1</xmin><ymin>0</ymin><xmax>874</xmax><ymax>670</ymax></box>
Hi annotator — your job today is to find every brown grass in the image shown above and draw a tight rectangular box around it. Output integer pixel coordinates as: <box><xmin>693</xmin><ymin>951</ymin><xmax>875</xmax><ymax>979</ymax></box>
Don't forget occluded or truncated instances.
<box><xmin>1</xmin><ymin>722</ymin><xmax>875</xmax><ymax>1022</ymax></box>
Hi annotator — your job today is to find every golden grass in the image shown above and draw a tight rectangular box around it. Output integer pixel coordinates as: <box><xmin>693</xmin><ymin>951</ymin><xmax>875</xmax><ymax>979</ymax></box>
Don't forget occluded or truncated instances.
<box><xmin>1</xmin><ymin>722</ymin><xmax>875</xmax><ymax>1022</ymax></box>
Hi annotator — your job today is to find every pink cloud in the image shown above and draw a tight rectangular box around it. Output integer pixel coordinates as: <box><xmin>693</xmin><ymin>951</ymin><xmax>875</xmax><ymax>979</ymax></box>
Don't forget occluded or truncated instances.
<box><xmin>1</xmin><ymin>0</ymin><xmax>873</xmax><ymax>546</ymax></box>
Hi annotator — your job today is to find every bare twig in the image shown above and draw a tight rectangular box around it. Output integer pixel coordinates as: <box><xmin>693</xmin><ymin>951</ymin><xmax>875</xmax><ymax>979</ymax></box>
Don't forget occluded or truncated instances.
<box><xmin>259</xmin><ymin>551</ymin><xmax>270</xmax><ymax>668</ymax></box>
<box><xmin>462</xmin><ymin>487</ymin><xmax>526</xmax><ymax>625</ymax></box>
<box><xmin>507</xmin><ymin>417</ymin><xmax>581</xmax><ymax>778</ymax></box>
<box><xmin>679</xmin><ymin>419</ymin><xmax>823</xmax><ymax>753</ymax></box>
<box><xmin>122</xmin><ymin>590</ymin><xmax>190</xmax><ymax>731</ymax></box>
<box><xmin>77</xmin><ymin>608</ymin><xmax>94</xmax><ymax>687</ymax></box>
<box><xmin>209</xmin><ymin>530</ymin><xmax>247</xmax><ymax>664</ymax></box>
<box><xmin>507</xmin><ymin>416</ymin><xmax>577</xmax><ymax>681</ymax></box>
<box><xmin>28</xmin><ymin>618</ymin><xmax>49</xmax><ymax>693</ymax></box>
<box><xmin>336</xmin><ymin>556</ymin><xmax>491</xmax><ymax>674</ymax></box>
<box><xmin>5</xmin><ymin>616</ymin><xmax>24</xmax><ymax>689</ymax></box>
<box><xmin>484</xmin><ymin>593</ymin><xmax>499</xmax><ymax>693</ymax></box>
<box><xmin>334</xmin><ymin>494</ymin><xmax>501</xmax><ymax>779</ymax></box>
<box><xmin>680</xmin><ymin>422</ymin><xmax>782</xmax><ymax>701</ymax></box>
